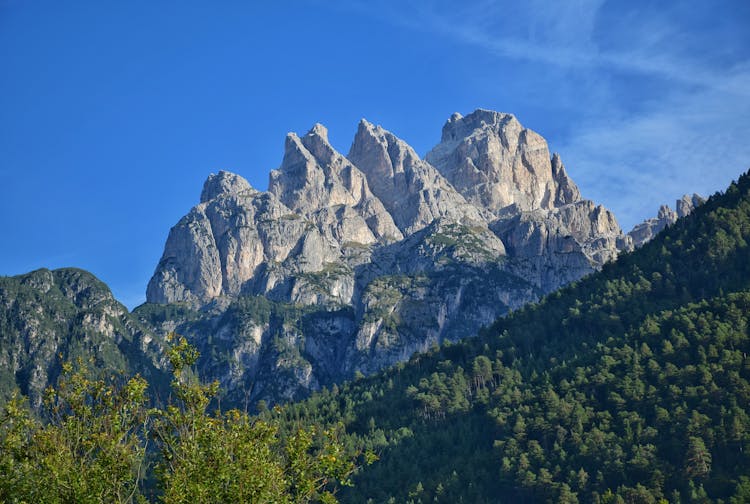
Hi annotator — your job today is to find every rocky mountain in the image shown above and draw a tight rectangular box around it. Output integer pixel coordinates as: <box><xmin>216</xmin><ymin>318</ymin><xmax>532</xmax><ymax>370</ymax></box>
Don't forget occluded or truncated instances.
<box><xmin>425</xmin><ymin>110</ymin><xmax>632</xmax><ymax>290</ymax></box>
<box><xmin>0</xmin><ymin>268</ymin><xmax>167</xmax><ymax>409</ymax></box>
<box><xmin>140</xmin><ymin>109</ymin><xmax>634</xmax><ymax>406</ymax></box>
<box><xmin>425</xmin><ymin>110</ymin><xmax>578</xmax><ymax>214</ymax></box>
<box><xmin>347</xmin><ymin>119</ymin><xmax>485</xmax><ymax>235</ymax></box>
<box><xmin>628</xmin><ymin>193</ymin><xmax>705</xmax><ymax>247</ymax></box>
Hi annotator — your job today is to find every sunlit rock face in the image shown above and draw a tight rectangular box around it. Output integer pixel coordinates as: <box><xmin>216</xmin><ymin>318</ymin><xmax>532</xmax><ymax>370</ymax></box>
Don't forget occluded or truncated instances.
<box><xmin>425</xmin><ymin>109</ymin><xmax>581</xmax><ymax>215</ymax></box>
<box><xmin>145</xmin><ymin>110</ymin><xmax>633</xmax><ymax>406</ymax></box>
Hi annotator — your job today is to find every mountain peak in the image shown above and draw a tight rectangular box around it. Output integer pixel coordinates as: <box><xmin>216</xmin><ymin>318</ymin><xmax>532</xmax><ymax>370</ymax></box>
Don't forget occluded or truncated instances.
<box><xmin>307</xmin><ymin>122</ymin><xmax>329</xmax><ymax>142</ymax></box>
<box><xmin>301</xmin><ymin>123</ymin><xmax>337</xmax><ymax>165</ymax></box>
<box><xmin>439</xmin><ymin>109</ymin><xmax>519</xmax><ymax>143</ymax></box>
<box><xmin>426</xmin><ymin>110</ymin><xmax>555</xmax><ymax>214</ymax></box>
<box><xmin>200</xmin><ymin>170</ymin><xmax>254</xmax><ymax>203</ymax></box>
<box><xmin>550</xmin><ymin>153</ymin><xmax>581</xmax><ymax>206</ymax></box>
<box><xmin>358</xmin><ymin>117</ymin><xmax>376</xmax><ymax>130</ymax></box>
<box><xmin>349</xmin><ymin>118</ymin><xmax>484</xmax><ymax>234</ymax></box>
<box><xmin>156</xmin><ymin>111</ymin><xmax>627</xmax><ymax>326</ymax></box>
<box><xmin>677</xmin><ymin>193</ymin><xmax>705</xmax><ymax>218</ymax></box>
<box><xmin>628</xmin><ymin>193</ymin><xmax>706</xmax><ymax>247</ymax></box>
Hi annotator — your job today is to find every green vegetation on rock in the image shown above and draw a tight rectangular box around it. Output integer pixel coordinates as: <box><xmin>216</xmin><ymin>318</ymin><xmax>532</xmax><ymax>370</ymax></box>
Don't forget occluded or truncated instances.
<box><xmin>0</xmin><ymin>268</ymin><xmax>167</xmax><ymax>410</ymax></box>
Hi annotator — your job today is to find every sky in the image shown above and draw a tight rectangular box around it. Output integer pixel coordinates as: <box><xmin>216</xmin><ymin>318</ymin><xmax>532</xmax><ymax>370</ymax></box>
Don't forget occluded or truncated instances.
<box><xmin>1</xmin><ymin>0</ymin><xmax>749</xmax><ymax>309</ymax></box>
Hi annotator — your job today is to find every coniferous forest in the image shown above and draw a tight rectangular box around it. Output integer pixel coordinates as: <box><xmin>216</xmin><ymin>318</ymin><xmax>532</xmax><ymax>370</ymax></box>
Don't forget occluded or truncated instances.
<box><xmin>2</xmin><ymin>169</ymin><xmax>750</xmax><ymax>502</ymax></box>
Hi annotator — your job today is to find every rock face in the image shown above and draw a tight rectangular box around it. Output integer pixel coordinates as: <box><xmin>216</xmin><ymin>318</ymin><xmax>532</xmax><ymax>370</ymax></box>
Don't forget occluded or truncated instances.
<box><xmin>269</xmin><ymin>124</ymin><xmax>402</xmax><ymax>244</ymax></box>
<box><xmin>628</xmin><ymin>193</ymin><xmax>705</xmax><ymax>247</ymax></box>
<box><xmin>424</xmin><ymin>109</ymin><xmax>630</xmax><ymax>289</ymax></box>
<box><xmin>147</xmin><ymin>176</ymin><xmax>315</xmax><ymax>306</ymax></box>
<box><xmin>348</xmin><ymin>119</ymin><xmax>485</xmax><ymax>235</ymax></box>
<box><xmin>492</xmin><ymin>201</ymin><xmax>628</xmax><ymax>292</ymax></box>
<box><xmin>144</xmin><ymin>109</ymin><xmax>634</xmax><ymax>406</ymax></box>
<box><xmin>425</xmin><ymin>110</ymin><xmax>580</xmax><ymax>215</ymax></box>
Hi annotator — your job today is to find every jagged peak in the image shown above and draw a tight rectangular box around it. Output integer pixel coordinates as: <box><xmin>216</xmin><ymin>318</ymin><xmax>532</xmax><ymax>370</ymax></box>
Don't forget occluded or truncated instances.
<box><xmin>307</xmin><ymin>122</ymin><xmax>329</xmax><ymax>142</ymax></box>
<box><xmin>677</xmin><ymin>193</ymin><xmax>705</xmax><ymax>218</ymax></box>
<box><xmin>657</xmin><ymin>204</ymin><xmax>676</xmax><ymax>220</ymax></box>
<box><xmin>439</xmin><ymin>108</ymin><xmax>519</xmax><ymax>143</ymax></box>
<box><xmin>551</xmin><ymin>153</ymin><xmax>582</xmax><ymax>206</ymax></box>
<box><xmin>277</xmin><ymin>124</ymin><xmax>353</xmax><ymax>187</ymax></box>
<box><xmin>628</xmin><ymin>193</ymin><xmax>705</xmax><ymax>248</ymax></box>
<box><xmin>351</xmin><ymin>118</ymin><xmax>419</xmax><ymax>161</ymax></box>
<box><xmin>200</xmin><ymin>170</ymin><xmax>254</xmax><ymax>203</ymax></box>
<box><xmin>354</xmin><ymin>118</ymin><xmax>381</xmax><ymax>140</ymax></box>
<box><xmin>300</xmin><ymin>123</ymin><xmax>338</xmax><ymax>166</ymax></box>
<box><xmin>358</xmin><ymin>117</ymin><xmax>375</xmax><ymax>129</ymax></box>
<box><xmin>283</xmin><ymin>131</ymin><xmax>305</xmax><ymax>155</ymax></box>
<box><xmin>278</xmin><ymin>132</ymin><xmax>317</xmax><ymax>175</ymax></box>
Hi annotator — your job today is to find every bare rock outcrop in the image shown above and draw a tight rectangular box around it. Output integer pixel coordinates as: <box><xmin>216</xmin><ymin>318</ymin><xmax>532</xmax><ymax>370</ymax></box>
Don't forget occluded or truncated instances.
<box><xmin>628</xmin><ymin>193</ymin><xmax>705</xmax><ymax>247</ymax></box>
<box><xmin>425</xmin><ymin>109</ymin><xmax>630</xmax><ymax>282</ymax></box>
<box><xmin>492</xmin><ymin>201</ymin><xmax>630</xmax><ymax>291</ymax></box>
<box><xmin>269</xmin><ymin>124</ymin><xmax>402</xmax><ymax>244</ymax></box>
<box><xmin>144</xmin><ymin>110</ymin><xmax>644</xmax><ymax>406</ymax></box>
<box><xmin>425</xmin><ymin>109</ymin><xmax>580</xmax><ymax>215</ymax></box>
<box><xmin>348</xmin><ymin>119</ymin><xmax>486</xmax><ymax>234</ymax></box>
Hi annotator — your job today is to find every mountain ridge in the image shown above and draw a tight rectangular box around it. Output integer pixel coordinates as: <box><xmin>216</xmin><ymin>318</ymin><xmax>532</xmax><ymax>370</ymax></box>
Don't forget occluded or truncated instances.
<box><xmin>148</xmin><ymin>109</ymin><xmax>631</xmax><ymax>308</ymax></box>
<box><xmin>0</xmin><ymin>267</ymin><xmax>168</xmax><ymax>408</ymax></box>
<box><xmin>1</xmin><ymin>109</ymin><xmax>714</xmax><ymax>411</ymax></box>
<box><xmin>139</xmin><ymin>109</ymin><xmax>637</xmax><ymax>405</ymax></box>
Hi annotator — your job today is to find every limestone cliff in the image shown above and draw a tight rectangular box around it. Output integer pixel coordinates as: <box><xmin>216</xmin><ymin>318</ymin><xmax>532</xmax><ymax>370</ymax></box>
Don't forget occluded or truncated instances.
<box><xmin>143</xmin><ymin>109</ymin><xmax>635</xmax><ymax>406</ymax></box>
<box><xmin>425</xmin><ymin>110</ymin><xmax>580</xmax><ymax>214</ymax></box>
<box><xmin>348</xmin><ymin>119</ymin><xmax>485</xmax><ymax>234</ymax></box>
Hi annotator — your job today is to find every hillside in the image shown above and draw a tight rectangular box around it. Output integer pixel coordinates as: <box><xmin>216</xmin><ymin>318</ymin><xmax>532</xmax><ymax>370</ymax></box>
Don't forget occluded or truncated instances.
<box><xmin>0</xmin><ymin>268</ymin><xmax>168</xmax><ymax>409</ymax></box>
<box><xmin>267</xmin><ymin>169</ymin><xmax>750</xmax><ymax>503</ymax></box>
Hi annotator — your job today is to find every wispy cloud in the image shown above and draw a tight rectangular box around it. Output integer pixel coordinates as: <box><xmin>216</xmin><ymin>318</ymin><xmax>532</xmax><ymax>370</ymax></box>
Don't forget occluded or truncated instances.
<box><xmin>559</xmin><ymin>84</ymin><xmax>750</xmax><ymax>229</ymax></box>
<box><xmin>371</xmin><ymin>0</ymin><xmax>750</xmax><ymax>99</ymax></box>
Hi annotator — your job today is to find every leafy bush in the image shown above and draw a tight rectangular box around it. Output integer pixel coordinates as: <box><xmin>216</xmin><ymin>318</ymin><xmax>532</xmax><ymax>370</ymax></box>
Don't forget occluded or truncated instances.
<box><xmin>0</xmin><ymin>334</ymin><xmax>364</xmax><ymax>503</ymax></box>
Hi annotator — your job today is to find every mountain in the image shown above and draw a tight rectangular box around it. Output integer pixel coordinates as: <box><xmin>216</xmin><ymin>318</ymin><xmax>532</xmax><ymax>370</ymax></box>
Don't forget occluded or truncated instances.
<box><xmin>628</xmin><ymin>193</ymin><xmax>705</xmax><ymax>247</ymax></box>
<box><xmin>2</xmin><ymin>110</ymin><xmax>744</xmax><ymax>501</ymax></box>
<box><xmin>0</xmin><ymin>268</ymin><xmax>167</xmax><ymax>409</ymax></box>
<box><xmin>271</xmin><ymin>169</ymin><xmax>750</xmax><ymax>503</ymax></box>
<box><xmin>141</xmin><ymin>109</ymin><xmax>633</xmax><ymax>406</ymax></box>
<box><xmin>424</xmin><ymin>110</ymin><xmax>631</xmax><ymax>286</ymax></box>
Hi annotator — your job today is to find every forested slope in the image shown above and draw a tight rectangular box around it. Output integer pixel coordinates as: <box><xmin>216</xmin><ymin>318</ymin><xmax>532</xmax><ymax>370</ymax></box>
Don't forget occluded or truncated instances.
<box><xmin>269</xmin><ymin>169</ymin><xmax>750</xmax><ymax>503</ymax></box>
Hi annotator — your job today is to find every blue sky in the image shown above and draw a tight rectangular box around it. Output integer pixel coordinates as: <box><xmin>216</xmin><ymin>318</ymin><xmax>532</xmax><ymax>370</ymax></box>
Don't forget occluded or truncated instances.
<box><xmin>1</xmin><ymin>0</ymin><xmax>749</xmax><ymax>309</ymax></box>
